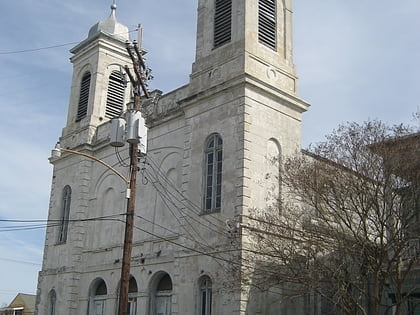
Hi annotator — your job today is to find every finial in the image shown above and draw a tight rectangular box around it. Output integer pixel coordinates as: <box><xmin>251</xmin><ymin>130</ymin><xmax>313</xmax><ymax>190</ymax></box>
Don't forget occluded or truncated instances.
<box><xmin>110</xmin><ymin>0</ymin><xmax>117</xmax><ymax>18</ymax></box>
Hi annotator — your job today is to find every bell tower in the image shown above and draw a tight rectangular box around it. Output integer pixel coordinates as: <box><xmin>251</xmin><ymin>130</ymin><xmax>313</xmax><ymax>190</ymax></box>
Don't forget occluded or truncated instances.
<box><xmin>191</xmin><ymin>0</ymin><xmax>298</xmax><ymax>96</ymax></box>
<box><xmin>61</xmin><ymin>3</ymin><xmax>132</xmax><ymax>148</ymax></box>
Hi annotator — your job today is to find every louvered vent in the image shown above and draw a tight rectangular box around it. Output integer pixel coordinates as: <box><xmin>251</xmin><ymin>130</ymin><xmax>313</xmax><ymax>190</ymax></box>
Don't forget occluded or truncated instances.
<box><xmin>214</xmin><ymin>0</ymin><xmax>232</xmax><ymax>48</ymax></box>
<box><xmin>105</xmin><ymin>71</ymin><xmax>125</xmax><ymax>118</ymax></box>
<box><xmin>76</xmin><ymin>72</ymin><xmax>91</xmax><ymax>121</ymax></box>
<box><xmin>258</xmin><ymin>0</ymin><xmax>277</xmax><ymax>50</ymax></box>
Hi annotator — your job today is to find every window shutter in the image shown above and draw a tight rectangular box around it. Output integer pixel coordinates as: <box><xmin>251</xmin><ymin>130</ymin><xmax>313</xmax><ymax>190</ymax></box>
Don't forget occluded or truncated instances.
<box><xmin>76</xmin><ymin>72</ymin><xmax>91</xmax><ymax>121</ymax></box>
<box><xmin>258</xmin><ymin>0</ymin><xmax>277</xmax><ymax>50</ymax></box>
<box><xmin>214</xmin><ymin>0</ymin><xmax>232</xmax><ymax>48</ymax></box>
<box><xmin>105</xmin><ymin>71</ymin><xmax>125</xmax><ymax>118</ymax></box>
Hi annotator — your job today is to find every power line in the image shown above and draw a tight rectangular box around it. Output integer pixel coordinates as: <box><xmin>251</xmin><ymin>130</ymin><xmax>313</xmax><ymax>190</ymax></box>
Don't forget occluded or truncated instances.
<box><xmin>0</xmin><ymin>29</ymin><xmax>137</xmax><ymax>55</ymax></box>
<box><xmin>0</xmin><ymin>215</ymin><xmax>302</xmax><ymax>295</ymax></box>
<box><xmin>143</xmin><ymin>156</ymin><xmax>227</xmax><ymax>227</ymax></box>
<box><xmin>143</xmin><ymin>168</ymin><xmax>230</xmax><ymax>238</ymax></box>
<box><xmin>0</xmin><ymin>213</ymin><xmax>125</xmax><ymax>223</ymax></box>
<box><xmin>0</xmin><ymin>257</ymin><xmax>41</xmax><ymax>266</ymax></box>
<box><xmin>138</xmin><ymin>165</ymin><xmax>238</xmax><ymax>274</ymax></box>
<box><xmin>130</xmin><ymin>220</ymin><xmax>307</xmax><ymax>287</ymax></box>
<box><xmin>0</xmin><ymin>42</ymin><xmax>78</xmax><ymax>55</ymax></box>
<box><xmin>145</xmin><ymin>155</ymin><xmax>226</xmax><ymax>226</ymax></box>
<box><xmin>0</xmin><ymin>214</ymin><xmax>125</xmax><ymax>232</ymax></box>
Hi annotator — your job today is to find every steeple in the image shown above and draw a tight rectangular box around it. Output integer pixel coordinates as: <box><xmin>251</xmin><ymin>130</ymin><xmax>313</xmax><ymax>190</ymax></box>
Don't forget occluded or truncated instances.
<box><xmin>60</xmin><ymin>2</ymin><xmax>132</xmax><ymax>147</ymax></box>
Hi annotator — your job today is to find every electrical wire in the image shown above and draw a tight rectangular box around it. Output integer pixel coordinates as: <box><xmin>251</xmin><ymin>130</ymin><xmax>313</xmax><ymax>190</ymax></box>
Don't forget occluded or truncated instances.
<box><xmin>140</xmin><ymin>158</ymin><xmax>237</xmax><ymax>276</ymax></box>
<box><xmin>0</xmin><ymin>42</ymin><xmax>79</xmax><ymax>55</ymax></box>
<box><xmin>145</xmin><ymin>155</ymin><xmax>226</xmax><ymax>226</ymax></box>
<box><xmin>136</xmin><ymin>214</ymin><xmax>232</xmax><ymax>253</ymax></box>
<box><xmin>0</xmin><ymin>30</ymin><xmax>137</xmax><ymax>55</ymax></box>
<box><xmin>146</xmin><ymin>175</ymin><xmax>221</xmax><ymax>252</ymax></box>
<box><xmin>130</xmin><ymin>220</ymin><xmax>305</xmax><ymax>283</ymax></box>
<box><xmin>143</xmin><ymin>156</ymin><xmax>228</xmax><ymax>228</ymax></box>
<box><xmin>0</xmin><ymin>214</ymin><xmax>126</xmax><ymax>232</ymax></box>
<box><xmin>115</xmin><ymin>147</ymin><xmax>130</xmax><ymax>167</ymax></box>
<box><xmin>143</xmin><ymin>156</ymin><xmax>210</xmax><ymax>215</ymax></box>
<box><xmin>143</xmin><ymin>167</ymin><xmax>229</xmax><ymax>238</ymax></box>
<box><xmin>0</xmin><ymin>257</ymin><xmax>41</xmax><ymax>266</ymax></box>
<box><xmin>1</xmin><ymin>215</ymin><xmax>304</xmax><ymax>295</ymax></box>
<box><xmin>134</xmin><ymin>164</ymin><xmax>242</xmax><ymax>276</ymax></box>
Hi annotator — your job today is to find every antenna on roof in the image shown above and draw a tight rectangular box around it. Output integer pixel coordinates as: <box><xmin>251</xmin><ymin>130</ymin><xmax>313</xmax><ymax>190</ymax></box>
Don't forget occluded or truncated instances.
<box><xmin>137</xmin><ymin>24</ymin><xmax>143</xmax><ymax>49</ymax></box>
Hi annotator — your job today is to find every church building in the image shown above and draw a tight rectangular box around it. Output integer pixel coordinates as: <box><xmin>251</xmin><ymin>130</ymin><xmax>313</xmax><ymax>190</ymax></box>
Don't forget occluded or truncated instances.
<box><xmin>35</xmin><ymin>0</ymin><xmax>310</xmax><ymax>314</ymax></box>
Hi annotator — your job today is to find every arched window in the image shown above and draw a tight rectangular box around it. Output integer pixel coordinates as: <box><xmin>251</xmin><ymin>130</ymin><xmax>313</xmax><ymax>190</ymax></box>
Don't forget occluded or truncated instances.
<box><xmin>214</xmin><ymin>0</ymin><xmax>232</xmax><ymax>48</ymax></box>
<box><xmin>89</xmin><ymin>278</ymin><xmax>107</xmax><ymax>315</ymax></box>
<box><xmin>58</xmin><ymin>185</ymin><xmax>71</xmax><ymax>244</ymax></box>
<box><xmin>116</xmin><ymin>276</ymin><xmax>138</xmax><ymax>315</ymax></box>
<box><xmin>128</xmin><ymin>276</ymin><xmax>138</xmax><ymax>315</ymax></box>
<box><xmin>150</xmin><ymin>273</ymin><xmax>172</xmax><ymax>315</ymax></box>
<box><xmin>258</xmin><ymin>0</ymin><xmax>277</xmax><ymax>50</ymax></box>
<box><xmin>76</xmin><ymin>72</ymin><xmax>91</xmax><ymax>121</ymax></box>
<box><xmin>47</xmin><ymin>289</ymin><xmax>56</xmax><ymax>315</ymax></box>
<box><xmin>203</xmin><ymin>134</ymin><xmax>223</xmax><ymax>212</ymax></box>
<box><xmin>199</xmin><ymin>276</ymin><xmax>212</xmax><ymax>315</ymax></box>
<box><xmin>105</xmin><ymin>71</ymin><xmax>126</xmax><ymax>118</ymax></box>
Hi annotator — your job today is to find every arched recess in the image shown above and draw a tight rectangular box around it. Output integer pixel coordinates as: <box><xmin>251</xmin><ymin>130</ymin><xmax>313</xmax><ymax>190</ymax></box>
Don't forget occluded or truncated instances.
<box><xmin>198</xmin><ymin>275</ymin><xmax>213</xmax><ymax>315</ymax></box>
<box><xmin>149</xmin><ymin>272</ymin><xmax>173</xmax><ymax>315</ymax></box>
<box><xmin>265</xmin><ymin>138</ymin><xmax>281</xmax><ymax>211</ymax></box>
<box><xmin>47</xmin><ymin>289</ymin><xmax>57</xmax><ymax>315</ymax></box>
<box><xmin>87</xmin><ymin>172</ymin><xmax>126</xmax><ymax>249</ymax></box>
<box><xmin>89</xmin><ymin>278</ymin><xmax>108</xmax><ymax>315</ymax></box>
<box><xmin>151</xmin><ymin>150</ymin><xmax>182</xmax><ymax>236</ymax></box>
<box><xmin>57</xmin><ymin>185</ymin><xmax>71</xmax><ymax>244</ymax></box>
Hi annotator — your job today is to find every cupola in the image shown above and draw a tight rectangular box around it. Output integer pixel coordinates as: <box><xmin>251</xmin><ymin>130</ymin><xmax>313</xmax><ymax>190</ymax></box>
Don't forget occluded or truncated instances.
<box><xmin>87</xmin><ymin>3</ymin><xmax>129</xmax><ymax>42</ymax></box>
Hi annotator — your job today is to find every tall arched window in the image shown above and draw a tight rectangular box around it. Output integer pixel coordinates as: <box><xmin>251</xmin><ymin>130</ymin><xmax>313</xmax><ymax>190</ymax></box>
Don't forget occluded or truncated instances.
<box><xmin>150</xmin><ymin>273</ymin><xmax>172</xmax><ymax>315</ymax></box>
<box><xmin>199</xmin><ymin>276</ymin><xmax>212</xmax><ymax>315</ymax></box>
<box><xmin>89</xmin><ymin>278</ymin><xmax>107</xmax><ymax>315</ymax></box>
<box><xmin>203</xmin><ymin>134</ymin><xmax>223</xmax><ymax>213</ymax></box>
<box><xmin>258</xmin><ymin>0</ymin><xmax>277</xmax><ymax>50</ymax></box>
<box><xmin>76</xmin><ymin>72</ymin><xmax>91</xmax><ymax>121</ymax></box>
<box><xmin>105</xmin><ymin>71</ymin><xmax>126</xmax><ymax>118</ymax></box>
<box><xmin>47</xmin><ymin>289</ymin><xmax>56</xmax><ymax>315</ymax></box>
<box><xmin>214</xmin><ymin>0</ymin><xmax>232</xmax><ymax>48</ymax></box>
<box><xmin>58</xmin><ymin>185</ymin><xmax>71</xmax><ymax>244</ymax></box>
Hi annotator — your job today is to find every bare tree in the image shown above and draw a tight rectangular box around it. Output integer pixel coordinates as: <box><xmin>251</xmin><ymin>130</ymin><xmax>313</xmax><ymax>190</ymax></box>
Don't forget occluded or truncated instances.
<box><xmin>242</xmin><ymin>121</ymin><xmax>419</xmax><ymax>315</ymax></box>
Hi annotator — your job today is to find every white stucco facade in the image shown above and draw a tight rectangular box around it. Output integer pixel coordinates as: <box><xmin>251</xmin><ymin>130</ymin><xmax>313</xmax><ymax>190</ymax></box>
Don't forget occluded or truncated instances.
<box><xmin>35</xmin><ymin>1</ymin><xmax>310</xmax><ymax>314</ymax></box>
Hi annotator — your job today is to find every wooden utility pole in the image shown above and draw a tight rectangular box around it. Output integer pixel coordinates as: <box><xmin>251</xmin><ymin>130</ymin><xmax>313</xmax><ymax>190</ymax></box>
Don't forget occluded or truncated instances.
<box><xmin>118</xmin><ymin>37</ymin><xmax>150</xmax><ymax>315</ymax></box>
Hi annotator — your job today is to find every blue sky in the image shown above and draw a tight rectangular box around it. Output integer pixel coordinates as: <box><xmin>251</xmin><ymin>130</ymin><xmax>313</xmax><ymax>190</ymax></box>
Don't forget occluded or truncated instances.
<box><xmin>0</xmin><ymin>0</ymin><xmax>419</xmax><ymax>307</ymax></box>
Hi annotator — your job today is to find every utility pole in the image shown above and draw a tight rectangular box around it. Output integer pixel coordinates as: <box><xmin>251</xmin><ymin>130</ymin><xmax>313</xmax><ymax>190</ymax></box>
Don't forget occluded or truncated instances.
<box><xmin>118</xmin><ymin>33</ymin><xmax>151</xmax><ymax>315</ymax></box>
